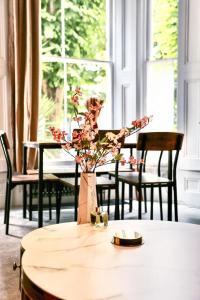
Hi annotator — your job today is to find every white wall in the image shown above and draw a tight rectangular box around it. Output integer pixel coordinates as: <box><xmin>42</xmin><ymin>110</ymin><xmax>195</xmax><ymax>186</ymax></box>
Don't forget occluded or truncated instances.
<box><xmin>177</xmin><ymin>0</ymin><xmax>200</xmax><ymax>208</ymax></box>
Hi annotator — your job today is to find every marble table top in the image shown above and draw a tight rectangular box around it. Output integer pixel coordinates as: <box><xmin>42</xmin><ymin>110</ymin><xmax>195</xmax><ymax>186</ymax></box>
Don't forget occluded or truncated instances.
<box><xmin>21</xmin><ymin>220</ymin><xmax>200</xmax><ymax>300</ymax></box>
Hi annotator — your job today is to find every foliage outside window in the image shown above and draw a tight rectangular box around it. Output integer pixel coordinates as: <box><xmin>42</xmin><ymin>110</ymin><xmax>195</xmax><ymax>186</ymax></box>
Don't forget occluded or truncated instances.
<box><xmin>151</xmin><ymin>0</ymin><xmax>178</xmax><ymax>60</ymax></box>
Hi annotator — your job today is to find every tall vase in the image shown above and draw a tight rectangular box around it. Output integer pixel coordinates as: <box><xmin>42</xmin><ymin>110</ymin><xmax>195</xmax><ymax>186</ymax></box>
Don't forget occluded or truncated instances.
<box><xmin>77</xmin><ymin>172</ymin><xmax>98</xmax><ymax>224</ymax></box>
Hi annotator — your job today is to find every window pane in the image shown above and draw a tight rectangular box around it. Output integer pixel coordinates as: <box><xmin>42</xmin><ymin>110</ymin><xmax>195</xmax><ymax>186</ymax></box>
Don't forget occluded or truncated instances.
<box><xmin>146</xmin><ymin>60</ymin><xmax>177</xmax><ymax>131</ymax></box>
<box><xmin>150</xmin><ymin>0</ymin><xmax>178</xmax><ymax>59</ymax></box>
<box><xmin>41</xmin><ymin>0</ymin><xmax>62</xmax><ymax>56</ymax></box>
<box><xmin>64</xmin><ymin>0</ymin><xmax>107</xmax><ymax>60</ymax></box>
<box><xmin>39</xmin><ymin>62</ymin><xmax>64</xmax><ymax>141</ymax></box>
<box><xmin>39</xmin><ymin>62</ymin><xmax>111</xmax><ymax>160</ymax></box>
<box><xmin>66</xmin><ymin>63</ymin><xmax>112</xmax><ymax>134</ymax></box>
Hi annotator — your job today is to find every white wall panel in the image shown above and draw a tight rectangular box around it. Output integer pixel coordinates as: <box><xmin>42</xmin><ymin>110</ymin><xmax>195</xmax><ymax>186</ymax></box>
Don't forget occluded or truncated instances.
<box><xmin>178</xmin><ymin>170</ymin><xmax>200</xmax><ymax>207</ymax></box>
<box><xmin>121</xmin><ymin>84</ymin><xmax>133</xmax><ymax>127</ymax></box>
<box><xmin>178</xmin><ymin>0</ymin><xmax>200</xmax><ymax>207</ymax></box>
<box><xmin>185</xmin><ymin>80</ymin><xmax>200</xmax><ymax>160</ymax></box>
<box><xmin>113</xmin><ymin>0</ymin><xmax>137</xmax><ymax>128</ymax></box>
<box><xmin>188</xmin><ymin>0</ymin><xmax>200</xmax><ymax>63</ymax></box>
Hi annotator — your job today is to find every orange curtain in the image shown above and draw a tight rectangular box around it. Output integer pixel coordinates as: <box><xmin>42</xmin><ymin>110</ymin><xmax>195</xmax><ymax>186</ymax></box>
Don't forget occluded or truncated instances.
<box><xmin>8</xmin><ymin>0</ymin><xmax>40</xmax><ymax>172</ymax></box>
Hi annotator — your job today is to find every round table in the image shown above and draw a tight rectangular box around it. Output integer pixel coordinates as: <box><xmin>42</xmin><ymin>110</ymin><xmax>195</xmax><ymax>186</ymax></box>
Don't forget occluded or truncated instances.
<box><xmin>21</xmin><ymin>220</ymin><xmax>200</xmax><ymax>300</ymax></box>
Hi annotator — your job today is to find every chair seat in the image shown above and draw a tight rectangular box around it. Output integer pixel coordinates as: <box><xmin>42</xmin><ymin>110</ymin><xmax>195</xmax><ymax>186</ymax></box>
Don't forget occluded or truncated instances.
<box><xmin>97</xmin><ymin>176</ymin><xmax>116</xmax><ymax>187</ymax></box>
<box><xmin>60</xmin><ymin>175</ymin><xmax>116</xmax><ymax>189</ymax></box>
<box><xmin>12</xmin><ymin>173</ymin><xmax>59</xmax><ymax>184</ymax></box>
<box><xmin>109</xmin><ymin>171</ymin><xmax>171</xmax><ymax>186</ymax></box>
<box><xmin>96</xmin><ymin>164</ymin><xmax>132</xmax><ymax>173</ymax></box>
<box><xmin>0</xmin><ymin>130</ymin><xmax>62</xmax><ymax>234</ymax></box>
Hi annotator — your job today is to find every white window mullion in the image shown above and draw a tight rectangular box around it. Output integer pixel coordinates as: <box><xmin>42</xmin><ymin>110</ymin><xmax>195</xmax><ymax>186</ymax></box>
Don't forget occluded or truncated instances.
<box><xmin>41</xmin><ymin>55</ymin><xmax>112</xmax><ymax>65</ymax></box>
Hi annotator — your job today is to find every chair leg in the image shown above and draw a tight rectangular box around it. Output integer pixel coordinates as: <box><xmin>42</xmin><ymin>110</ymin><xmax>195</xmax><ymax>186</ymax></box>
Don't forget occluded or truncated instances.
<box><xmin>114</xmin><ymin>186</ymin><xmax>120</xmax><ymax>220</ymax></box>
<box><xmin>129</xmin><ymin>184</ymin><xmax>133</xmax><ymax>212</ymax></box>
<box><xmin>138</xmin><ymin>188</ymin><xmax>142</xmax><ymax>219</ymax></box>
<box><xmin>56</xmin><ymin>183</ymin><xmax>62</xmax><ymax>224</ymax></box>
<box><xmin>23</xmin><ymin>184</ymin><xmax>27</xmax><ymax>218</ymax></box>
<box><xmin>167</xmin><ymin>185</ymin><xmax>173</xmax><ymax>221</ymax></box>
<box><xmin>100</xmin><ymin>189</ymin><xmax>103</xmax><ymax>208</ymax></box>
<box><xmin>158</xmin><ymin>185</ymin><xmax>163</xmax><ymax>220</ymax></box>
<box><xmin>143</xmin><ymin>187</ymin><xmax>147</xmax><ymax>213</ymax></box>
<box><xmin>121</xmin><ymin>182</ymin><xmax>125</xmax><ymax>219</ymax></box>
<box><xmin>5</xmin><ymin>185</ymin><xmax>12</xmax><ymax>235</ymax></box>
<box><xmin>4</xmin><ymin>183</ymin><xmax>9</xmax><ymax>224</ymax></box>
<box><xmin>173</xmin><ymin>184</ymin><xmax>178</xmax><ymax>222</ymax></box>
<box><xmin>29</xmin><ymin>184</ymin><xmax>33</xmax><ymax>221</ymax></box>
<box><xmin>150</xmin><ymin>186</ymin><xmax>154</xmax><ymax>220</ymax></box>
<box><xmin>107</xmin><ymin>188</ymin><xmax>111</xmax><ymax>215</ymax></box>
<box><xmin>47</xmin><ymin>183</ymin><xmax>52</xmax><ymax>220</ymax></box>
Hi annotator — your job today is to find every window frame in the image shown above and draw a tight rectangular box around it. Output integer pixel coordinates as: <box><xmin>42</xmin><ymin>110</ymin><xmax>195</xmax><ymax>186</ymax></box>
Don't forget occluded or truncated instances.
<box><xmin>40</xmin><ymin>0</ymin><xmax>114</xmax><ymax>162</ymax></box>
<box><xmin>41</xmin><ymin>0</ymin><xmax>114</xmax><ymax>133</ymax></box>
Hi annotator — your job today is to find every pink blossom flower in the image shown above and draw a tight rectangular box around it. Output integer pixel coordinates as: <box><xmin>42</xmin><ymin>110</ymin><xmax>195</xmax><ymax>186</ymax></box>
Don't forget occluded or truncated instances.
<box><xmin>129</xmin><ymin>156</ymin><xmax>137</xmax><ymax>165</ymax></box>
<box><xmin>118</xmin><ymin>128</ymin><xmax>129</xmax><ymax>138</ymax></box>
<box><xmin>90</xmin><ymin>143</ymin><xmax>97</xmax><ymax>150</ymax></box>
<box><xmin>62</xmin><ymin>143</ymin><xmax>72</xmax><ymax>151</ymax></box>
<box><xmin>49</xmin><ymin>127</ymin><xmax>67</xmax><ymax>142</ymax></box>
<box><xmin>71</xmin><ymin>95</ymin><xmax>79</xmax><ymax>105</ymax></box>
<box><xmin>75</xmin><ymin>87</ymin><xmax>82</xmax><ymax>96</ymax></box>
<box><xmin>111</xmin><ymin>147</ymin><xmax>119</xmax><ymax>156</ymax></box>
<box><xmin>75</xmin><ymin>155</ymin><xmax>83</xmax><ymax>164</ymax></box>
<box><xmin>120</xmin><ymin>158</ymin><xmax>126</xmax><ymax>166</ymax></box>
<box><xmin>73</xmin><ymin>116</ymin><xmax>82</xmax><ymax>122</ymax></box>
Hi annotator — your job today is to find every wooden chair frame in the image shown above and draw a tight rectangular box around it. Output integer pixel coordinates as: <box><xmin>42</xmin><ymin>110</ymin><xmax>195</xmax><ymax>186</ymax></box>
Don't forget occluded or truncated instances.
<box><xmin>118</xmin><ymin>132</ymin><xmax>184</xmax><ymax>221</ymax></box>
<box><xmin>0</xmin><ymin>131</ymin><xmax>60</xmax><ymax>234</ymax></box>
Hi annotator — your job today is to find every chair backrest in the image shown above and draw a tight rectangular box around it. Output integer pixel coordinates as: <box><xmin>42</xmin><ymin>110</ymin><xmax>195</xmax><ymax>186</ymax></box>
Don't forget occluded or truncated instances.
<box><xmin>136</xmin><ymin>132</ymin><xmax>184</xmax><ymax>181</ymax></box>
<box><xmin>98</xmin><ymin>130</ymin><xmax>125</xmax><ymax>183</ymax></box>
<box><xmin>0</xmin><ymin>131</ymin><xmax>13</xmax><ymax>180</ymax></box>
<box><xmin>136</xmin><ymin>132</ymin><xmax>184</xmax><ymax>151</ymax></box>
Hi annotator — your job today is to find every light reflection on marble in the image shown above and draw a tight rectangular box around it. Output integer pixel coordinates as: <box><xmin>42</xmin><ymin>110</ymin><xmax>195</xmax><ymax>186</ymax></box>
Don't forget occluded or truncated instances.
<box><xmin>22</xmin><ymin>220</ymin><xmax>200</xmax><ymax>300</ymax></box>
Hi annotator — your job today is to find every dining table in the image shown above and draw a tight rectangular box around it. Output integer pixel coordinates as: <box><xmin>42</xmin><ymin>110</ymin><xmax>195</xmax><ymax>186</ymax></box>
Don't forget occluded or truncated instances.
<box><xmin>20</xmin><ymin>220</ymin><xmax>200</xmax><ymax>300</ymax></box>
<box><xmin>23</xmin><ymin>141</ymin><xmax>65</xmax><ymax>228</ymax></box>
<box><xmin>22</xmin><ymin>141</ymin><xmax>137</xmax><ymax>228</ymax></box>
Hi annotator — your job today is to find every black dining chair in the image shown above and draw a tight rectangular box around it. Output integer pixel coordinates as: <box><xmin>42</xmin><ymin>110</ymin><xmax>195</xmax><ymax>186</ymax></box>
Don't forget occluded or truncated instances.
<box><xmin>0</xmin><ymin>131</ymin><xmax>60</xmax><ymax>234</ymax></box>
<box><xmin>110</xmin><ymin>132</ymin><xmax>184</xmax><ymax>220</ymax></box>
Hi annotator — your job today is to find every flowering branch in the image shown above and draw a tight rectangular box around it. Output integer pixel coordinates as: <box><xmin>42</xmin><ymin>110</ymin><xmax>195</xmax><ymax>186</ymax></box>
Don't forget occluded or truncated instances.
<box><xmin>49</xmin><ymin>88</ymin><xmax>152</xmax><ymax>172</ymax></box>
